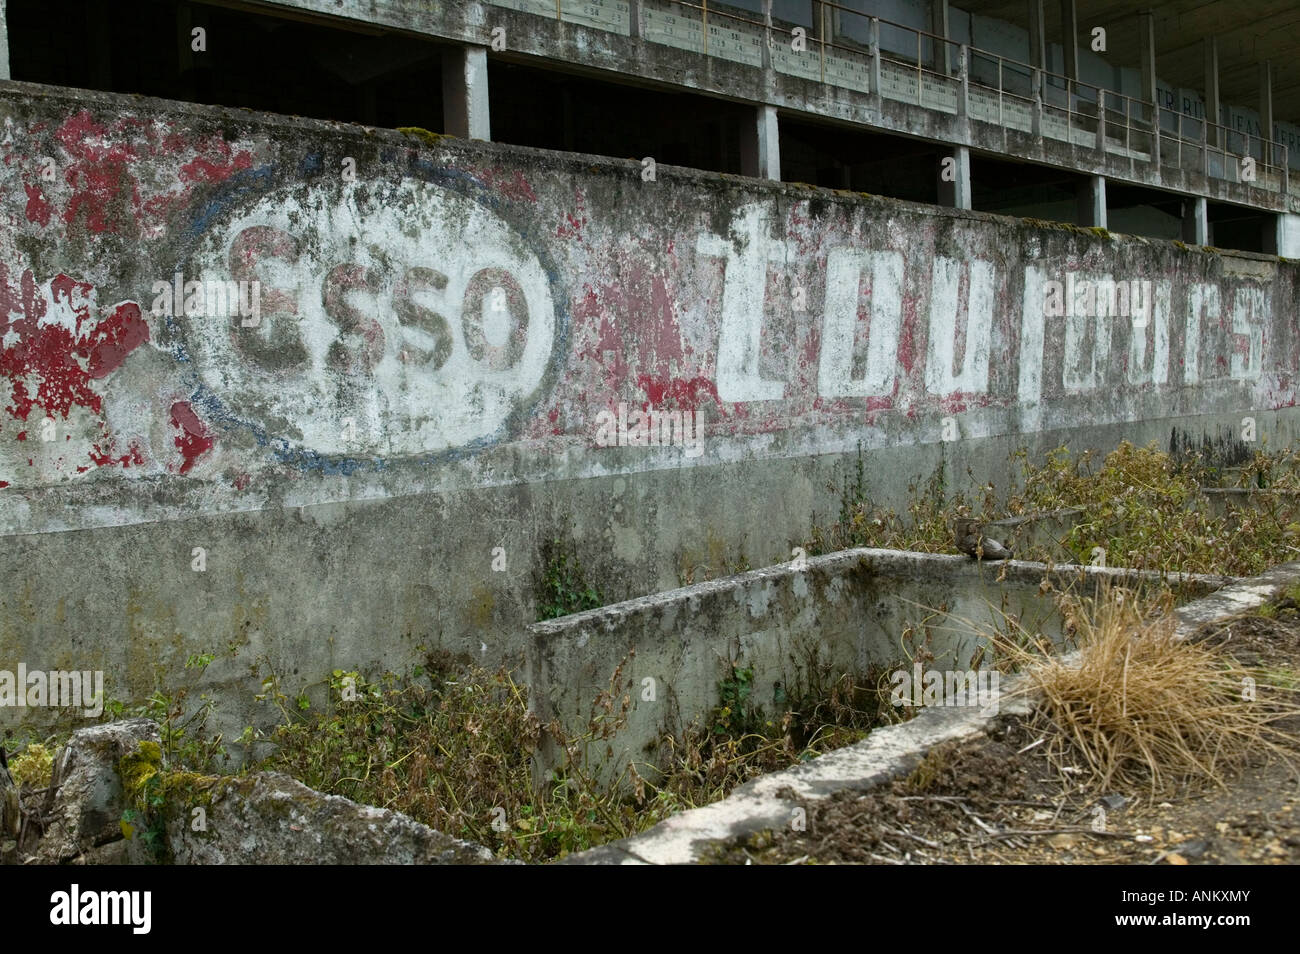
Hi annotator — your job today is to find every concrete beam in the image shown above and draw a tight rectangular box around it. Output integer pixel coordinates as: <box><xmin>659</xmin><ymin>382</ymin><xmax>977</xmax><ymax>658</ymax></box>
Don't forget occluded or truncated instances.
<box><xmin>0</xmin><ymin>0</ymin><xmax>9</xmax><ymax>81</ymax></box>
<box><xmin>1028</xmin><ymin>0</ymin><xmax>1047</xmax><ymax>71</ymax></box>
<box><xmin>1205</xmin><ymin>37</ymin><xmax>1221</xmax><ymax>149</ymax></box>
<box><xmin>1278</xmin><ymin>212</ymin><xmax>1300</xmax><ymax>258</ymax></box>
<box><xmin>741</xmin><ymin>104</ymin><xmax>781</xmax><ymax>180</ymax></box>
<box><xmin>937</xmin><ymin>145</ymin><xmax>971</xmax><ymax>210</ymax></box>
<box><xmin>1060</xmin><ymin>0</ymin><xmax>1078</xmax><ymax>82</ymax></box>
<box><xmin>442</xmin><ymin>45</ymin><xmax>491</xmax><ymax>141</ymax></box>
<box><xmin>1183</xmin><ymin>195</ymin><xmax>1208</xmax><ymax>245</ymax></box>
<box><xmin>1077</xmin><ymin>174</ymin><xmax>1106</xmax><ymax>228</ymax></box>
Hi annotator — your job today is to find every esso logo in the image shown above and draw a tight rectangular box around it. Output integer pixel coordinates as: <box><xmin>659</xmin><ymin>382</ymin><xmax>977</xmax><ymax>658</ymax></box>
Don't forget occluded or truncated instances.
<box><xmin>183</xmin><ymin>177</ymin><xmax>557</xmax><ymax>456</ymax></box>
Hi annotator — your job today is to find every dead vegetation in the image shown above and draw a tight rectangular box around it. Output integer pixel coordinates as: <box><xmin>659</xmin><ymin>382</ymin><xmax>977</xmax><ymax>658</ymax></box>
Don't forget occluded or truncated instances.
<box><xmin>996</xmin><ymin>586</ymin><xmax>1300</xmax><ymax>799</ymax></box>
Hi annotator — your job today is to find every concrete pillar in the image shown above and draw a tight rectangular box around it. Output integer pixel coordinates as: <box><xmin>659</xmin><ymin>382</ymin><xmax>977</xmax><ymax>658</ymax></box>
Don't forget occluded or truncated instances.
<box><xmin>741</xmin><ymin>105</ymin><xmax>781</xmax><ymax>180</ymax></box>
<box><xmin>1204</xmin><ymin>37</ymin><xmax>1220</xmax><ymax>149</ymax></box>
<box><xmin>1077</xmin><ymin>174</ymin><xmax>1105</xmax><ymax>228</ymax></box>
<box><xmin>1260</xmin><ymin>60</ymin><xmax>1274</xmax><ymax>165</ymax></box>
<box><xmin>1182</xmin><ymin>196</ymin><xmax>1208</xmax><ymax>245</ymax></box>
<box><xmin>1139</xmin><ymin>11</ymin><xmax>1159</xmax><ymax>162</ymax></box>
<box><xmin>0</xmin><ymin>0</ymin><xmax>10</xmax><ymax>81</ymax></box>
<box><xmin>1028</xmin><ymin>0</ymin><xmax>1047</xmax><ymax>70</ymax></box>
<box><xmin>1277</xmin><ymin>212</ymin><xmax>1300</xmax><ymax>258</ymax></box>
<box><xmin>1138</xmin><ymin>14</ymin><xmax>1157</xmax><ymax>105</ymax></box>
<box><xmin>937</xmin><ymin>145</ymin><xmax>971</xmax><ymax>210</ymax></box>
<box><xmin>442</xmin><ymin>45</ymin><xmax>491</xmax><ymax>141</ymax></box>
<box><xmin>1059</xmin><ymin>0</ymin><xmax>1078</xmax><ymax>82</ymax></box>
<box><xmin>931</xmin><ymin>0</ymin><xmax>950</xmax><ymax>75</ymax></box>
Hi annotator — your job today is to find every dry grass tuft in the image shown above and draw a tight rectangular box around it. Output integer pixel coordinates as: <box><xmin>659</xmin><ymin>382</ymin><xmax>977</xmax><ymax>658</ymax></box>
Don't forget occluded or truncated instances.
<box><xmin>996</xmin><ymin>586</ymin><xmax>1300</xmax><ymax>798</ymax></box>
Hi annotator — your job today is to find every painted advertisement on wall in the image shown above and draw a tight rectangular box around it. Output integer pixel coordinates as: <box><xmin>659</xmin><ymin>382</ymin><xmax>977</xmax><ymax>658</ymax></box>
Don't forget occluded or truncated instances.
<box><xmin>0</xmin><ymin>89</ymin><xmax>1296</xmax><ymax>534</ymax></box>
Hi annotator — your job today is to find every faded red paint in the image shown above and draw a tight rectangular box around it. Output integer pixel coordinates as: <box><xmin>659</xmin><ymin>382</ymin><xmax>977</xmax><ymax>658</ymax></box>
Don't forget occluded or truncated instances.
<box><xmin>476</xmin><ymin>167</ymin><xmax>538</xmax><ymax>203</ymax></box>
<box><xmin>23</xmin><ymin>184</ymin><xmax>52</xmax><ymax>226</ymax></box>
<box><xmin>556</xmin><ymin>190</ymin><xmax>588</xmax><ymax>241</ymax></box>
<box><xmin>0</xmin><ymin>268</ymin><xmax>149</xmax><ymax>421</ymax></box>
<box><xmin>39</xmin><ymin>111</ymin><xmax>254</xmax><ymax>236</ymax></box>
<box><xmin>170</xmin><ymin>401</ymin><xmax>213</xmax><ymax>475</ymax></box>
<box><xmin>89</xmin><ymin>442</ymin><xmax>145</xmax><ymax>469</ymax></box>
<box><xmin>635</xmin><ymin>374</ymin><xmax>720</xmax><ymax>413</ymax></box>
<box><xmin>179</xmin><ymin>150</ymin><xmax>253</xmax><ymax>184</ymax></box>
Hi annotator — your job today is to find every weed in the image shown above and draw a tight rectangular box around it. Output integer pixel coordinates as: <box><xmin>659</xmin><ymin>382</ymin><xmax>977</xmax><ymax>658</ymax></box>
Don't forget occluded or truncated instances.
<box><xmin>811</xmin><ymin>439</ymin><xmax>1300</xmax><ymax>576</ymax></box>
<box><xmin>7</xmin><ymin>742</ymin><xmax>54</xmax><ymax>789</ymax></box>
<box><xmin>535</xmin><ymin>533</ymin><xmax>604</xmax><ymax>621</ymax></box>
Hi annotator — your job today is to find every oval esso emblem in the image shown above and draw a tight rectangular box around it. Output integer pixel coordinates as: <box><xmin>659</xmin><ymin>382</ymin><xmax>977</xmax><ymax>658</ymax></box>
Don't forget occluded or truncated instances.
<box><xmin>182</xmin><ymin>177</ymin><xmax>558</xmax><ymax>457</ymax></box>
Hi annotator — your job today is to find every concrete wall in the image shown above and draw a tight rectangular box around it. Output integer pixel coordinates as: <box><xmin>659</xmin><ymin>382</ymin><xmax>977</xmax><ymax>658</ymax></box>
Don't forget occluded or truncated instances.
<box><xmin>1</xmin><ymin>82</ymin><xmax>1298</xmax><ymax>738</ymax></box>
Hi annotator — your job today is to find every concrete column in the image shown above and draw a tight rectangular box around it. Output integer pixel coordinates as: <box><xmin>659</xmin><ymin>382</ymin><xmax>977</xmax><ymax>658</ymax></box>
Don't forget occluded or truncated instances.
<box><xmin>931</xmin><ymin>0</ymin><xmax>950</xmax><ymax>75</ymax></box>
<box><xmin>1028</xmin><ymin>0</ymin><xmax>1047</xmax><ymax>70</ymax></box>
<box><xmin>1139</xmin><ymin>11</ymin><xmax>1159</xmax><ymax>163</ymax></box>
<box><xmin>442</xmin><ymin>45</ymin><xmax>491</xmax><ymax>141</ymax></box>
<box><xmin>1260</xmin><ymin>60</ymin><xmax>1274</xmax><ymax>164</ymax></box>
<box><xmin>0</xmin><ymin>0</ymin><xmax>10</xmax><ymax>81</ymax></box>
<box><xmin>1277</xmin><ymin>212</ymin><xmax>1300</xmax><ymax>258</ymax></box>
<box><xmin>937</xmin><ymin>145</ymin><xmax>971</xmax><ymax>210</ymax></box>
<box><xmin>1077</xmin><ymin>174</ymin><xmax>1105</xmax><ymax>228</ymax></box>
<box><xmin>1204</xmin><ymin>37</ymin><xmax>1220</xmax><ymax>149</ymax></box>
<box><xmin>1182</xmin><ymin>196</ymin><xmax>1208</xmax><ymax>245</ymax></box>
<box><xmin>741</xmin><ymin>105</ymin><xmax>781</xmax><ymax>180</ymax></box>
<box><xmin>1059</xmin><ymin>0</ymin><xmax>1078</xmax><ymax>82</ymax></box>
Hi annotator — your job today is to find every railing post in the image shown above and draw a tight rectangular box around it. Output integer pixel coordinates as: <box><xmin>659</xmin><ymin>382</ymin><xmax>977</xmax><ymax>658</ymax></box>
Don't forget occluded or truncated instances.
<box><xmin>1067</xmin><ymin>79</ymin><xmax>1074</xmax><ymax>142</ymax></box>
<box><xmin>1096</xmin><ymin>88</ymin><xmax>1106</xmax><ymax>152</ymax></box>
<box><xmin>958</xmin><ymin>45</ymin><xmax>968</xmax><ymax>118</ymax></box>
<box><xmin>1032</xmin><ymin>68</ymin><xmax>1042</xmax><ymax>138</ymax></box>
<box><xmin>819</xmin><ymin>0</ymin><xmax>827</xmax><ymax>84</ymax></box>
<box><xmin>1202</xmin><ymin>114</ymin><xmax>1210</xmax><ymax>177</ymax></box>
<box><xmin>1152</xmin><ymin>103</ymin><xmax>1161</xmax><ymax>168</ymax></box>
<box><xmin>997</xmin><ymin>56</ymin><xmax>1003</xmax><ymax>126</ymax></box>
<box><xmin>917</xmin><ymin>28</ymin><xmax>923</xmax><ymax>105</ymax></box>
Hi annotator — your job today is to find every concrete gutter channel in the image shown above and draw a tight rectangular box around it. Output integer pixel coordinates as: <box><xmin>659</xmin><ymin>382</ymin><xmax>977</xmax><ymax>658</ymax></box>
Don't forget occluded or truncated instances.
<box><xmin>554</xmin><ymin>555</ymin><xmax>1299</xmax><ymax>865</ymax></box>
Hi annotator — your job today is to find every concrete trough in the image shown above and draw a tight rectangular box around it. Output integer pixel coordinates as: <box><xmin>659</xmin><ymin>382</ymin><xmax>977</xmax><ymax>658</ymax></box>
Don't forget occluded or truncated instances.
<box><xmin>526</xmin><ymin>547</ymin><xmax>1230</xmax><ymax>783</ymax></box>
<box><xmin>565</xmin><ymin>561</ymin><xmax>1298</xmax><ymax>865</ymax></box>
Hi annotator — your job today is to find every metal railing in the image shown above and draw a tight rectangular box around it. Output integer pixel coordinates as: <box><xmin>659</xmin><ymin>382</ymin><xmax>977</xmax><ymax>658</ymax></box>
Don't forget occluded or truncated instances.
<box><xmin>524</xmin><ymin>0</ymin><xmax>1291</xmax><ymax>197</ymax></box>
<box><xmin>1156</xmin><ymin>106</ymin><xmax>1289</xmax><ymax>192</ymax></box>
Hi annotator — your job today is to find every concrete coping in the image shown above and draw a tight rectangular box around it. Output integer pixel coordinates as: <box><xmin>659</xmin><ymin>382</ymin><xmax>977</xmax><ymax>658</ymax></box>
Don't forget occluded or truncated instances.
<box><xmin>530</xmin><ymin>546</ymin><xmax>1233</xmax><ymax>640</ymax></box>
<box><xmin>563</xmin><ymin>558</ymin><xmax>1298</xmax><ymax>865</ymax></box>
